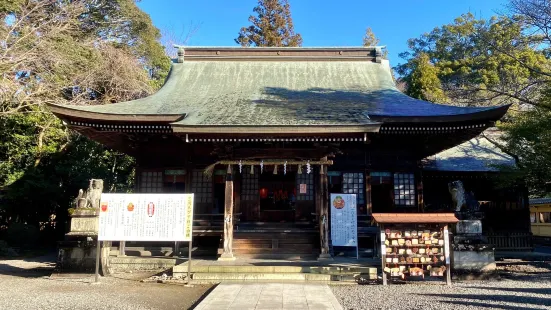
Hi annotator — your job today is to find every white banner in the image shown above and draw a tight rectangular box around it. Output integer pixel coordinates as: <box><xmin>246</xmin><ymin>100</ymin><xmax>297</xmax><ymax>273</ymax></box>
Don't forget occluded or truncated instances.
<box><xmin>98</xmin><ymin>193</ymin><xmax>194</xmax><ymax>241</ymax></box>
<box><xmin>330</xmin><ymin>194</ymin><xmax>358</xmax><ymax>247</ymax></box>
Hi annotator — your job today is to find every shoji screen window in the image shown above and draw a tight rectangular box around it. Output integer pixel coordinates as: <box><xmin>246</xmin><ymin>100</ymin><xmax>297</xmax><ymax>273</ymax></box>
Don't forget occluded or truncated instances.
<box><xmin>393</xmin><ymin>173</ymin><xmax>416</xmax><ymax>207</ymax></box>
<box><xmin>140</xmin><ymin>171</ymin><xmax>162</xmax><ymax>193</ymax></box>
<box><xmin>192</xmin><ymin>170</ymin><xmax>212</xmax><ymax>204</ymax></box>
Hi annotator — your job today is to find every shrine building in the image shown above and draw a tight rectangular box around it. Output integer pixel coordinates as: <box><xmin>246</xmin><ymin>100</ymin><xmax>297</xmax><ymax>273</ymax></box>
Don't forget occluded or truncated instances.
<box><xmin>49</xmin><ymin>47</ymin><xmax>521</xmax><ymax>259</ymax></box>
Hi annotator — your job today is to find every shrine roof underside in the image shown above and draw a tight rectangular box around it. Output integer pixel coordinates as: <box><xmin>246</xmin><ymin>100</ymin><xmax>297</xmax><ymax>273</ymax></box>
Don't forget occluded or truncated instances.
<box><xmin>48</xmin><ymin>47</ymin><xmax>509</xmax><ymax>133</ymax></box>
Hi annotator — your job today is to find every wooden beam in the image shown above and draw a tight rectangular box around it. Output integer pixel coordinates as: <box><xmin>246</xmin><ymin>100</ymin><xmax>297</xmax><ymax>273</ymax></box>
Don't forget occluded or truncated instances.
<box><xmin>219</xmin><ymin>165</ymin><xmax>236</xmax><ymax>261</ymax></box>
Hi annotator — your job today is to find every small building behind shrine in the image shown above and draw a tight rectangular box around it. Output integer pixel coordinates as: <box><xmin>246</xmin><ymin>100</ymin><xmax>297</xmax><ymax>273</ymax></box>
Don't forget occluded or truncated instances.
<box><xmin>49</xmin><ymin>46</ymin><xmax>527</xmax><ymax>259</ymax></box>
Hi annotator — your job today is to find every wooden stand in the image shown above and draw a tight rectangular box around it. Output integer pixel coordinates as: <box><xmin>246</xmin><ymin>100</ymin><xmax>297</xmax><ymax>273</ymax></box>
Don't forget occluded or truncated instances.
<box><xmin>373</xmin><ymin>213</ymin><xmax>457</xmax><ymax>286</ymax></box>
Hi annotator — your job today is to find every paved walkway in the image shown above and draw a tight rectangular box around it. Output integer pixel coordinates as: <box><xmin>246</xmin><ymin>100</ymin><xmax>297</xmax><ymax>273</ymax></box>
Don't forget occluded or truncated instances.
<box><xmin>194</xmin><ymin>282</ymin><xmax>344</xmax><ymax>310</ymax></box>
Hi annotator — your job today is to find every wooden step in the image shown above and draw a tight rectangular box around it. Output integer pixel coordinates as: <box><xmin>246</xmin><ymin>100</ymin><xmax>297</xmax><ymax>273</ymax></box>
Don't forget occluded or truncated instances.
<box><xmin>221</xmin><ymin>247</ymin><xmax>314</xmax><ymax>255</ymax></box>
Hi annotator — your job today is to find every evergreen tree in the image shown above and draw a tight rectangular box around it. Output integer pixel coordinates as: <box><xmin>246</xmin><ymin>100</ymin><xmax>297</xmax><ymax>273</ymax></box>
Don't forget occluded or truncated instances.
<box><xmin>402</xmin><ymin>53</ymin><xmax>448</xmax><ymax>103</ymax></box>
<box><xmin>362</xmin><ymin>27</ymin><xmax>388</xmax><ymax>59</ymax></box>
<box><xmin>396</xmin><ymin>10</ymin><xmax>551</xmax><ymax>196</ymax></box>
<box><xmin>0</xmin><ymin>0</ymin><xmax>170</xmax><ymax>244</ymax></box>
<box><xmin>362</xmin><ymin>27</ymin><xmax>380</xmax><ymax>46</ymax></box>
<box><xmin>236</xmin><ymin>0</ymin><xmax>302</xmax><ymax>47</ymax></box>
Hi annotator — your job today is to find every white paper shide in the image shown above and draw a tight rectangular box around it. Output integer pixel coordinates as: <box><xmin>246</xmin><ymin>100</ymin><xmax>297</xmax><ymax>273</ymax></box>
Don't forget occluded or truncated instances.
<box><xmin>98</xmin><ymin>193</ymin><xmax>194</xmax><ymax>241</ymax></box>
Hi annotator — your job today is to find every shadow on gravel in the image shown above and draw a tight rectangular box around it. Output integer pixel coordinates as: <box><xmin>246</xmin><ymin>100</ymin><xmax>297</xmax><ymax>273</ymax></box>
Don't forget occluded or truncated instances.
<box><xmin>464</xmin><ymin>286</ymin><xmax>551</xmax><ymax>295</ymax></box>
<box><xmin>188</xmin><ymin>283</ymin><xmax>219</xmax><ymax>310</ymax></box>
<box><xmin>0</xmin><ymin>253</ymin><xmax>56</xmax><ymax>278</ymax></box>
<box><xmin>419</xmin><ymin>293</ymin><xmax>551</xmax><ymax>308</ymax></box>
<box><xmin>0</xmin><ymin>264</ymin><xmax>54</xmax><ymax>278</ymax></box>
<box><xmin>438</xmin><ymin>300</ymin><xmax>547</xmax><ymax>310</ymax></box>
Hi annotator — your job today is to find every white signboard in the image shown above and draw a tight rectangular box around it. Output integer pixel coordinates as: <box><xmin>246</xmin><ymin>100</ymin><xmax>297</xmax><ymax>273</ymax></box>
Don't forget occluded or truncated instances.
<box><xmin>330</xmin><ymin>194</ymin><xmax>358</xmax><ymax>247</ymax></box>
<box><xmin>98</xmin><ymin>193</ymin><xmax>194</xmax><ymax>241</ymax></box>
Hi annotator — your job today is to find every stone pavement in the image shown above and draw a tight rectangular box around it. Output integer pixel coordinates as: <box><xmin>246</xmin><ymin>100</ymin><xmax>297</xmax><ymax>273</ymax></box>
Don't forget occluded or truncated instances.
<box><xmin>194</xmin><ymin>282</ymin><xmax>344</xmax><ymax>310</ymax></box>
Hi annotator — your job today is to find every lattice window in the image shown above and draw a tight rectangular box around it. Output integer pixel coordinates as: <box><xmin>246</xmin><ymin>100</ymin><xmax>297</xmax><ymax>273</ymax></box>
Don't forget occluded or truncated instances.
<box><xmin>241</xmin><ymin>167</ymin><xmax>259</xmax><ymax>201</ymax></box>
<box><xmin>140</xmin><ymin>171</ymin><xmax>162</xmax><ymax>193</ymax></box>
<box><xmin>296</xmin><ymin>172</ymin><xmax>314</xmax><ymax>201</ymax></box>
<box><xmin>192</xmin><ymin>170</ymin><xmax>212</xmax><ymax>204</ymax></box>
<box><xmin>342</xmin><ymin>172</ymin><xmax>365</xmax><ymax>204</ymax></box>
<box><xmin>394</xmin><ymin>173</ymin><xmax>416</xmax><ymax>207</ymax></box>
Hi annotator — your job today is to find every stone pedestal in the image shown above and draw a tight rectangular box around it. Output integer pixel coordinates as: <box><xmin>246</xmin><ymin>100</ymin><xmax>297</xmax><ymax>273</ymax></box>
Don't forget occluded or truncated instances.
<box><xmin>453</xmin><ymin>250</ymin><xmax>496</xmax><ymax>272</ymax></box>
<box><xmin>57</xmin><ymin>208</ymin><xmax>111</xmax><ymax>273</ymax></box>
<box><xmin>453</xmin><ymin>218</ymin><xmax>496</xmax><ymax>275</ymax></box>
<box><xmin>68</xmin><ymin>209</ymin><xmax>99</xmax><ymax>236</ymax></box>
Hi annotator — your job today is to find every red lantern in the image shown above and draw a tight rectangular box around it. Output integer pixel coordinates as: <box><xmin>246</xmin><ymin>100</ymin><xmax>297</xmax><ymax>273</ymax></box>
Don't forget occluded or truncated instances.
<box><xmin>260</xmin><ymin>188</ymin><xmax>268</xmax><ymax>199</ymax></box>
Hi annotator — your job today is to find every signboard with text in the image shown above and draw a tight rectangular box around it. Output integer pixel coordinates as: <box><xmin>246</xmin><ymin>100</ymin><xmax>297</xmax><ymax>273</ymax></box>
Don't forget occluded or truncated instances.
<box><xmin>330</xmin><ymin>194</ymin><xmax>358</xmax><ymax>247</ymax></box>
<box><xmin>98</xmin><ymin>193</ymin><xmax>194</xmax><ymax>241</ymax></box>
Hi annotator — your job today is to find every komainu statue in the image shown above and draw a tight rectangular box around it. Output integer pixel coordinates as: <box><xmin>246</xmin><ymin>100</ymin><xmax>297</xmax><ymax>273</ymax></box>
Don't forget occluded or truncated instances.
<box><xmin>74</xmin><ymin>179</ymin><xmax>104</xmax><ymax>209</ymax></box>
<box><xmin>448</xmin><ymin>180</ymin><xmax>466</xmax><ymax>212</ymax></box>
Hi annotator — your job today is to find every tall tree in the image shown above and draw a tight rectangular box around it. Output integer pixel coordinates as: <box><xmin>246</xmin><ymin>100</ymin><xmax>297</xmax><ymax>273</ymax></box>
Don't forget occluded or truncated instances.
<box><xmin>0</xmin><ymin>0</ymin><xmax>170</xmax><ymax>244</ymax></box>
<box><xmin>396</xmin><ymin>9</ymin><xmax>551</xmax><ymax>197</ymax></box>
<box><xmin>402</xmin><ymin>53</ymin><xmax>448</xmax><ymax>103</ymax></box>
<box><xmin>362</xmin><ymin>27</ymin><xmax>380</xmax><ymax>46</ymax></box>
<box><xmin>235</xmin><ymin>0</ymin><xmax>302</xmax><ymax>47</ymax></box>
<box><xmin>362</xmin><ymin>27</ymin><xmax>388</xmax><ymax>59</ymax></box>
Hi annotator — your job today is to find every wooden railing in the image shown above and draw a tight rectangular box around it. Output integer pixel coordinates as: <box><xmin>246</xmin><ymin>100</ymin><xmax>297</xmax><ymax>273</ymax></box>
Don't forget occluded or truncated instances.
<box><xmin>487</xmin><ymin>232</ymin><xmax>533</xmax><ymax>251</ymax></box>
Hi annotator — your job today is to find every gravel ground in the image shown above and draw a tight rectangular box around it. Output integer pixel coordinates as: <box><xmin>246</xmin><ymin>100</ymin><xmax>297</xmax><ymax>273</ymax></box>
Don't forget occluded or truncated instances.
<box><xmin>332</xmin><ymin>261</ymin><xmax>551</xmax><ymax>310</ymax></box>
<box><xmin>0</xmin><ymin>254</ymin><xmax>212</xmax><ymax>310</ymax></box>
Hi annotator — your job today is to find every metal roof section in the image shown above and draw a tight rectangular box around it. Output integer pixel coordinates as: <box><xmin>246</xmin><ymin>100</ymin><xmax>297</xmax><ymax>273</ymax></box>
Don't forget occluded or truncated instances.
<box><xmin>48</xmin><ymin>47</ymin><xmax>509</xmax><ymax>129</ymax></box>
<box><xmin>422</xmin><ymin>129</ymin><xmax>516</xmax><ymax>172</ymax></box>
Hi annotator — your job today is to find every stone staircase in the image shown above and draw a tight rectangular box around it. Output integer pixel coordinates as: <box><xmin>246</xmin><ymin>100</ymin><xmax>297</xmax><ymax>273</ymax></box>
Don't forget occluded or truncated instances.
<box><xmin>172</xmin><ymin>260</ymin><xmax>378</xmax><ymax>283</ymax></box>
<box><xmin>222</xmin><ymin>222</ymin><xmax>320</xmax><ymax>259</ymax></box>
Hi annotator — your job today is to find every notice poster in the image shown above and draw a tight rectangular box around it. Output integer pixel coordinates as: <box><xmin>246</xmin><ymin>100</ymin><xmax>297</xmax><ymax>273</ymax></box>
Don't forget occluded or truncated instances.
<box><xmin>98</xmin><ymin>193</ymin><xmax>194</xmax><ymax>241</ymax></box>
<box><xmin>330</xmin><ymin>194</ymin><xmax>358</xmax><ymax>247</ymax></box>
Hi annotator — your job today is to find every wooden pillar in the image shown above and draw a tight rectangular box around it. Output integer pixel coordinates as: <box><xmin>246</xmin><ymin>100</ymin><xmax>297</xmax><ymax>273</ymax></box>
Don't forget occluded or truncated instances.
<box><xmin>380</xmin><ymin>224</ymin><xmax>387</xmax><ymax>285</ymax></box>
<box><xmin>219</xmin><ymin>165</ymin><xmax>236</xmax><ymax>260</ymax></box>
<box><xmin>318</xmin><ymin>163</ymin><xmax>332</xmax><ymax>260</ymax></box>
<box><xmin>365</xmin><ymin>172</ymin><xmax>372</xmax><ymax>214</ymax></box>
<box><xmin>417</xmin><ymin>170</ymin><xmax>424</xmax><ymax>212</ymax></box>
<box><xmin>444</xmin><ymin>224</ymin><xmax>452</xmax><ymax>286</ymax></box>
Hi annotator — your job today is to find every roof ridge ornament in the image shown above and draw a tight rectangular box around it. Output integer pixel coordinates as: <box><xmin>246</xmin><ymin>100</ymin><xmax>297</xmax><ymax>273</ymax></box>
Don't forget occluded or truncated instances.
<box><xmin>374</xmin><ymin>46</ymin><xmax>386</xmax><ymax>64</ymax></box>
<box><xmin>174</xmin><ymin>44</ymin><xmax>185</xmax><ymax>63</ymax></box>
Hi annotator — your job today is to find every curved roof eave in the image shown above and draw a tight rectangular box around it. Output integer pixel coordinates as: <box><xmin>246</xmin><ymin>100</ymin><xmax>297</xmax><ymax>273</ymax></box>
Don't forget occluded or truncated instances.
<box><xmin>47</xmin><ymin>103</ymin><xmax>185</xmax><ymax>123</ymax></box>
<box><xmin>370</xmin><ymin>104</ymin><xmax>511</xmax><ymax>123</ymax></box>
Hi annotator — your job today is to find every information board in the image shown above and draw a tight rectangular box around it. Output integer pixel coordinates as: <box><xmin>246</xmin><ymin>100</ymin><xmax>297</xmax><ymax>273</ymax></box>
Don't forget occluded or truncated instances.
<box><xmin>330</xmin><ymin>194</ymin><xmax>358</xmax><ymax>247</ymax></box>
<box><xmin>98</xmin><ymin>193</ymin><xmax>194</xmax><ymax>241</ymax></box>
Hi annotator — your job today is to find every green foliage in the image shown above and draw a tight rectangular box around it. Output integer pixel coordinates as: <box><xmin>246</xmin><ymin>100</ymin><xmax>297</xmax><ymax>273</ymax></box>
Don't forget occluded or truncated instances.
<box><xmin>396</xmin><ymin>8</ymin><xmax>551</xmax><ymax>197</ymax></box>
<box><xmin>362</xmin><ymin>27</ymin><xmax>380</xmax><ymax>47</ymax></box>
<box><xmin>0</xmin><ymin>0</ymin><xmax>168</xmax><ymax>243</ymax></box>
<box><xmin>402</xmin><ymin>53</ymin><xmax>448</xmax><ymax>103</ymax></box>
<box><xmin>80</xmin><ymin>0</ymin><xmax>171</xmax><ymax>86</ymax></box>
<box><xmin>236</xmin><ymin>0</ymin><xmax>302</xmax><ymax>47</ymax></box>
<box><xmin>396</xmin><ymin>13</ymin><xmax>548</xmax><ymax>107</ymax></box>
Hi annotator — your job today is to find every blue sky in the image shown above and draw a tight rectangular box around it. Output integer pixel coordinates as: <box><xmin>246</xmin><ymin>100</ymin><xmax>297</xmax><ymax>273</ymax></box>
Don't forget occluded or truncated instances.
<box><xmin>137</xmin><ymin>0</ymin><xmax>506</xmax><ymax>67</ymax></box>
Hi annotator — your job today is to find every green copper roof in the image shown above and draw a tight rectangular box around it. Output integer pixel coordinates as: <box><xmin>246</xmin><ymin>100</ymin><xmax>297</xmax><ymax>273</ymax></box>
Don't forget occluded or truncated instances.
<box><xmin>51</xmin><ymin>51</ymin><xmax>508</xmax><ymax>127</ymax></box>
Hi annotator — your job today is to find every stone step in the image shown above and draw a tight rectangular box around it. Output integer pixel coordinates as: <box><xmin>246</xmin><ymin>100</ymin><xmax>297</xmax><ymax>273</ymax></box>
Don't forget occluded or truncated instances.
<box><xmin>109</xmin><ymin>256</ymin><xmax>181</xmax><ymax>272</ymax></box>
<box><xmin>233</xmin><ymin>238</ymin><xmax>315</xmax><ymax>244</ymax></box>
<box><xmin>173</xmin><ymin>264</ymin><xmax>377</xmax><ymax>275</ymax></box>
<box><xmin>220</xmin><ymin>247</ymin><xmax>314</xmax><ymax>255</ymax></box>
<box><xmin>110</xmin><ymin>246</ymin><xmax>216</xmax><ymax>257</ymax></box>
<box><xmin>192</xmin><ymin>272</ymin><xmax>332</xmax><ymax>281</ymax></box>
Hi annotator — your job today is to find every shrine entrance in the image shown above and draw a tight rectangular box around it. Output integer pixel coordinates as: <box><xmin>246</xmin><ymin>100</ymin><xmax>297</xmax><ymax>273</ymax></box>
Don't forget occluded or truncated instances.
<box><xmin>258</xmin><ymin>172</ymin><xmax>297</xmax><ymax>222</ymax></box>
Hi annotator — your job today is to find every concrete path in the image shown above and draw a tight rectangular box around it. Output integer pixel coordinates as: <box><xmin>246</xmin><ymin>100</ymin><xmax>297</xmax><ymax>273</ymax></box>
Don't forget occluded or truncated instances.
<box><xmin>194</xmin><ymin>282</ymin><xmax>344</xmax><ymax>310</ymax></box>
